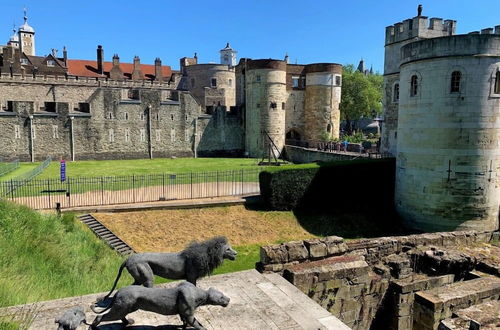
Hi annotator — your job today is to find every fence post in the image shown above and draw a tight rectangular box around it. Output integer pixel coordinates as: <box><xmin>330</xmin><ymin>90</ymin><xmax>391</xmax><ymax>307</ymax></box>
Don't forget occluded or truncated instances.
<box><xmin>190</xmin><ymin>172</ymin><xmax>193</xmax><ymax>199</ymax></box>
<box><xmin>47</xmin><ymin>179</ymin><xmax>52</xmax><ymax>209</ymax></box>
<box><xmin>10</xmin><ymin>179</ymin><xmax>14</xmax><ymax>201</ymax></box>
<box><xmin>132</xmin><ymin>175</ymin><xmax>136</xmax><ymax>203</ymax></box>
<box><xmin>162</xmin><ymin>173</ymin><xmax>166</xmax><ymax>200</ymax></box>
<box><xmin>100</xmin><ymin>177</ymin><xmax>104</xmax><ymax>205</ymax></box>
<box><xmin>216</xmin><ymin>171</ymin><xmax>219</xmax><ymax>197</ymax></box>
<box><xmin>67</xmin><ymin>178</ymin><xmax>71</xmax><ymax>208</ymax></box>
<box><xmin>241</xmin><ymin>169</ymin><xmax>244</xmax><ymax>195</ymax></box>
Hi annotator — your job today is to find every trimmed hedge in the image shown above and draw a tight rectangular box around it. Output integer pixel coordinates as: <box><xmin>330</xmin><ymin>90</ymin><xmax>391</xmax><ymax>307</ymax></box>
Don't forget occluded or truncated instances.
<box><xmin>259</xmin><ymin>158</ymin><xmax>396</xmax><ymax>211</ymax></box>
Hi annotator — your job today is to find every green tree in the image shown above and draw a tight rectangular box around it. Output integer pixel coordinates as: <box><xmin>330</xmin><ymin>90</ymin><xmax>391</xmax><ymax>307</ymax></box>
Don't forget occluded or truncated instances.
<box><xmin>340</xmin><ymin>64</ymin><xmax>383</xmax><ymax>134</ymax></box>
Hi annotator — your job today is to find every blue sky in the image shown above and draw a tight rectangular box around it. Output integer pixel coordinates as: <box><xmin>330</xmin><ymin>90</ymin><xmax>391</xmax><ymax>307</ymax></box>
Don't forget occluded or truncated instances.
<box><xmin>2</xmin><ymin>1</ymin><xmax>499</xmax><ymax>72</ymax></box>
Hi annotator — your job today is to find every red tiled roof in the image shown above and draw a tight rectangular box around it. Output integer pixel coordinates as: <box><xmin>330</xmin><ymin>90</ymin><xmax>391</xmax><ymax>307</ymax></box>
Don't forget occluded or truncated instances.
<box><xmin>66</xmin><ymin>59</ymin><xmax>172</xmax><ymax>80</ymax></box>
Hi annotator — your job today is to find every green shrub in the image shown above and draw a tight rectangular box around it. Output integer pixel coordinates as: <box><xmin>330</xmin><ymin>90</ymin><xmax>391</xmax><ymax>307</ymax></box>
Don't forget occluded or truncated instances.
<box><xmin>259</xmin><ymin>158</ymin><xmax>395</xmax><ymax>211</ymax></box>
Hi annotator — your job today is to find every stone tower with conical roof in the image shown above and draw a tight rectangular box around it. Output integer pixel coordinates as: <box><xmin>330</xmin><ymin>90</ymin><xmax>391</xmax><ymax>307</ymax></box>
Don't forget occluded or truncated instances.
<box><xmin>18</xmin><ymin>9</ymin><xmax>35</xmax><ymax>56</ymax></box>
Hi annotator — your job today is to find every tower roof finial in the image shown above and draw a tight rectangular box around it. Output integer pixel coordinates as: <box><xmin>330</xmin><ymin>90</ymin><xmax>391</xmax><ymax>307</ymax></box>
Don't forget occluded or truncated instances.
<box><xmin>417</xmin><ymin>4</ymin><xmax>423</xmax><ymax>16</ymax></box>
<box><xmin>19</xmin><ymin>7</ymin><xmax>34</xmax><ymax>33</ymax></box>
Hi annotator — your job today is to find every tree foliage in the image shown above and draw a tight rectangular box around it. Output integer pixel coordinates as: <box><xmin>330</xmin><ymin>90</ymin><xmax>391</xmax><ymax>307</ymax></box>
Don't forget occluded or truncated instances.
<box><xmin>340</xmin><ymin>64</ymin><xmax>383</xmax><ymax>121</ymax></box>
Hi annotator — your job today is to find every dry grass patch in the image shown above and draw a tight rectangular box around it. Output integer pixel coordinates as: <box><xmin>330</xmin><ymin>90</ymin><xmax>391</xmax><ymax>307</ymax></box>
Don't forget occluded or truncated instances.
<box><xmin>92</xmin><ymin>205</ymin><xmax>317</xmax><ymax>252</ymax></box>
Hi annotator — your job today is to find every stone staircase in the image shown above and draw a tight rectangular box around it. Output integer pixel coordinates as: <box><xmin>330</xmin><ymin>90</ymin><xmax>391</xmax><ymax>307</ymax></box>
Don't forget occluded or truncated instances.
<box><xmin>78</xmin><ymin>214</ymin><xmax>134</xmax><ymax>255</ymax></box>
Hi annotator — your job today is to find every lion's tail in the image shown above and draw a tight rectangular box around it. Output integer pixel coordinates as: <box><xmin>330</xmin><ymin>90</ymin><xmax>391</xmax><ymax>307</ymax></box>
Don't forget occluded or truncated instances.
<box><xmin>97</xmin><ymin>260</ymin><xmax>126</xmax><ymax>303</ymax></box>
<box><xmin>90</xmin><ymin>294</ymin><xmax>116</xmax><ymax>314</ymax></box>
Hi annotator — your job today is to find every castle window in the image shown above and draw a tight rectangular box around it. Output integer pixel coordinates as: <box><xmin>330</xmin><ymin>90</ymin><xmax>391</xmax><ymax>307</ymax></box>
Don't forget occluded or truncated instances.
<box><xmin>256</xmin><ymin>75</ymin><xmax>261</xmax><ymax>82</ymax></box>
<box><xmin>211</xmin><ymin>78</ymin><xmax>217</xmax><ymax>87</ymax></box>
<box><xmin>52</xmin><ymin>125</ymin><xmax>59</xmax><ymax>139</ymax></box>
<box><xmin>44</xmin><ymin>102</ymin><xmax>56</xmax><ymax>113</ymax></box>
<box><xmin>124</xmin><ymin>112</ymin><xmax>128</xmax><ymax>120</ymax></box>
<box><xmin>191</xmin><ymin>78</ymin><xmax>195</xmax><ymax>87</ymax></box>
<box><xmin>270</xmin><ymin>102</ymin><xmax>277</xmax><ymax>109</ymax></box>
<box><xmin>292</xmin><ymin>76</ymin><xmax>300</xmax><ymax>88</ymax></box>
<box><xmin>335</xmin><ymin>76</ymin><xmax>341</xmax><ymax>86</ymax></box>
<box><xmin>410</xmin><ymin>75</ymin><xmax>418</xmax><ymax>97</ymax></box>
<box><xmin>20</xmin><ymin>58</ymin><xmax>29</xmax><ymax>65</ymax></box>
<box><xmin>171</xmin><ymin>114</ymin><xmax>174</xmax><ymax>121</ymax></box>
<box><xmin>156</xmin><ymin>129</ymin><xmax>161</xmax><ymax>142</ymax></box>
<box><xmin>108</xmin><ymin>112</ymin><xmax>113</xmax><ymax>120</ymax></box>
<box><xmin>450</xmin><ymin>71</ymin><xmax>461</xmax><ymax>93</ymax></box>
<box><xmin>228</xmin><ymin>79</ymin><xmax>233</xmax><ymax>87</ymax></box>
<box><xmin>282</xmin><ymin>102</ymin><xmax>286</xmax><ymax>110</ymax></box>
<box><xmin>140</xmin><ymin>113</ymin><xmax>145</xmax><ymax>121</ymax></box>
<box><xmin>256</xmin><ymin>103</ymin><xmax>260</xmax><ymax>108</ymax></box>
<box><xmin>127</xmin><ymin>89</ymin><xmax>140</xmax><ymax>100</ymax></box>
<box><xmin>78</xmin><ymin>103</ymin><xmax>90</xmax><ymax>113</ymax></box>
<box><xmin>156</xmin><ymin>113</ymin><xmax>160</xmax><ymax>121</ymax></box>
<box><xmin>327</xmin><ymin>124</ymin><xmax>332</xmax><ymax>133</ymax></box>
<box><xmin>108</xmin><ymin>129</ymin><xmax>114</xmax><ymax>142</ymax></box>
<box><xmin>393</xmin><ymin>83</ymin><xmax>400</xmax><ymax>102</ymax></box>
<box><xmin>47</xmin><ymin>60</ymin><xmax>55</xmax><ymax>67</ymax></box>
<box><xmin>4</xmin><ymin>101</ymin><xmax>14</xmax><ymax>112</ymax></box>
<box><xmin>495</xmin><ymin>71</ymin><xmax>500</xmax><ymax>94</ymax></box>
<box><xmin>140</xmin><ymin>129</ymin><xmax>146</xmax><ymax>142</ymax></box>
<box><xmin>171</xmin><ymin>128</ymin><xmax>176</xmax><ymax>142</ymax></box>
<box><xmin>125</xmin><ymin>129</ymin><xmax>130</xmax><ymax>142</ymax></box>
<box><xmin>14</xmin><ymin>125</ymin><xmax>20</xmax><ymax>139</ymax></box>
<box><xmin>301</xmin><ymin>76</ymin><xmax>307</xmax><ymax>88</ymax></box>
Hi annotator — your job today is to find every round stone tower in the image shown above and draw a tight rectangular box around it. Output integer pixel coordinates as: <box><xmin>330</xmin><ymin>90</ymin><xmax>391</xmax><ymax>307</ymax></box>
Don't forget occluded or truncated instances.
<box><xmin>396</xmin><ymin>33</ymin><xmax>500</xmax><ymax>232</ymax></box>
<box><xmin>245</xmin><ymin>59</ymin><xmax>287</xmax><ymax>157</ymax></box>
<box><xmin>304</xmin><ymin>63</ymin><xmax>343</xmax><ymax>145</ymax></box>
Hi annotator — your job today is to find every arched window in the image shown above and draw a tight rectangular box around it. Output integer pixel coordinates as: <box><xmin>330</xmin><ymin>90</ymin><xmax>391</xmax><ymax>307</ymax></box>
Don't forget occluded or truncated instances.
<box><xmin>326</xmin><ymin>124</ymin><xmax>332</xmax><ymax>133</ymax></box>
<box><xmin>450</xmin><ymin>71</ymin><xmax>461</xmax><ymax>93</ymax></box>
<box><xmin>393</xmin><ymin>83</ymin><xmax>400</xmax><ymax>102</ymax></box>
<box><xmin>495</xmin><ymin>71</ymin><xmax>500</xmax><ymax>94</ymax></box>
<box><xmin>410</xmin><ymin>75</ymin><xmax>418</xmax><ymax>97</ymax></box>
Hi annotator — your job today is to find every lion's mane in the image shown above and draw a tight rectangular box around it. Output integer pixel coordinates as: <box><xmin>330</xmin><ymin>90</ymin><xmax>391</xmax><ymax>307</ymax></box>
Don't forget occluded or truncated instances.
<box><xmin>180</xmin><ymin>236</ymin><xmax>228</xmax><ymax>278</ymax></box>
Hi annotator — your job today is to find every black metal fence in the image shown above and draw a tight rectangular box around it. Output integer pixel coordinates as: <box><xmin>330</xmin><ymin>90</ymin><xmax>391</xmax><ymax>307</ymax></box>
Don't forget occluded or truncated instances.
<box><xmin>0</xmin><ymin>168</ymin><xmax>261</xmax><ymax>210</ymax></box>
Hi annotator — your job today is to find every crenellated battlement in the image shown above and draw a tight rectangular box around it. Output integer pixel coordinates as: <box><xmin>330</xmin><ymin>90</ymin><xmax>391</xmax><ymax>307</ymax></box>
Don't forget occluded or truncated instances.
<box><xmin>385</xmin><ymin>16</ymin><xmax>456</xmax><ymax>45</ymax></box>
<box><xmin>0</xmin><ymin>72</ymin><xmax>177</xmax><ymax>90</ymax></box>
<box><xmin>467</xmin><ymin>25</ymin><xmax>500</xmax><ymax>35</ymax></box>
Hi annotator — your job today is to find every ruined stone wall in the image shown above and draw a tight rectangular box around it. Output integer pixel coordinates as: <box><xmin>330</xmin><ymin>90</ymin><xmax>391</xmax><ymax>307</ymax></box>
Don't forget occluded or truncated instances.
<box><xmin>257</xmin><ymin>230</ymin><xmax>498</xmax><ymax>330</ymax></box>
<box><xmin>396</xmin><ymin>34</ymin><xmax>500</xmax><ymax>232</ymax></box>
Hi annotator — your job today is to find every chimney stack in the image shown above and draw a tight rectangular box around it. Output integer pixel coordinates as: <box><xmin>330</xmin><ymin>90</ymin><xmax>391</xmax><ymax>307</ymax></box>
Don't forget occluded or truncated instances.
<box><xmin>132</xmin><ymin>55</ymin><xmax>143</xmax><ymax>80</ymax></box>
<box><xmin>109</xmin><ymin>54</ymin><xmax>123</xmax><ymax>80</ymax></box>
<box><xmin>63</xmin><ymin>46</ymin><xmax>67</xmax><ymax>65</ymax></box>
<box><xmin>154</xmin><ymin>57</ymin><xmax>162</xmax><ymax>81</ymax></box>
<box><xmin>97</xmin><ymin>45</ymin><xmax>104</xmax><ymax>75</ymax></box>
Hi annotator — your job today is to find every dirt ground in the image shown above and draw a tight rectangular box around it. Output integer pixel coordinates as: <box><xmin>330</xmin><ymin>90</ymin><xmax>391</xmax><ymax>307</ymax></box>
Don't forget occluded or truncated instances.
<box><xmin>92</xmin><ymin>205</ymin><xmax>317</xmax><ymax>252</ymax></box>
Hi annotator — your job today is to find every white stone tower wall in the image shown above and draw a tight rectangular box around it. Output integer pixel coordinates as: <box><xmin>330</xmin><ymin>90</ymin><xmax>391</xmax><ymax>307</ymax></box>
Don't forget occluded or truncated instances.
<box><xmin>396</xmin><ymin>35</ymin><xmax>500</xmax><ymax>232</ymax></box>
<box><xmin>184</xmin><ymin>64</ymin><xmax>235</xmax><ymax>108</ymax></box>
<box><xmin>245</xmin><ymin>61</ymin><xmax>287</xmax><ymax>157</ymax></box>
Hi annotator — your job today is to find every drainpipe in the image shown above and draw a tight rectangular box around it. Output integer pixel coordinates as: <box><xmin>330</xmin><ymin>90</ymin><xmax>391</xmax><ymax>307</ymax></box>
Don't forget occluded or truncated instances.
<box><xmin>69</xmin><ymin>116</ymin><xmax>75</xmax><ymax>161</ymax></box>
<box><xmin>147</xmin><ymin>105</ymin><xmax>153</xmax><ymax>159</ymax></box>
<box><xmin>28</xmin><ymin>115</ymin><xmax>35</xmax><ymax>162</ymax></box>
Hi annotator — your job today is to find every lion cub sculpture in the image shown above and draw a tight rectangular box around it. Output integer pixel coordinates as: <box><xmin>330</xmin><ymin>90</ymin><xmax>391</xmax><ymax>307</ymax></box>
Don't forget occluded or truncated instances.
<box><xmin>98</xmin><ymin>236</ymin><xmax>236</xmax><ymax>304</ymax></box>
<box><xmin>90</xmin><ymin>282</ymin><xmax>230</xmax><ymax>330</ymax></box>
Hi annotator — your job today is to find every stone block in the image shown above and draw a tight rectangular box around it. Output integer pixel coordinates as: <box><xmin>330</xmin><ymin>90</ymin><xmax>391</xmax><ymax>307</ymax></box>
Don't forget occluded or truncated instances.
<box><xmin>284</xmin><ymin>240</ymin><xmax>309</xmax><ymax>262</ymax></box>
<box><xmin>262</xmin><ymin>263</ymin><xmax>284</xmax><ymax>272</ymax></box>
<box><xmin>395</xmin><ymin>315</ymin><xmax>412</xmax><ymax>329</ymax></box>
<box><xmin>260</xmin><ymin>244</ymin><xmax>288</xmax><ymax>264</ymax></box>
<box><xmin>304</xmin><ymin>239</ymin><xmax>328</xmax><ymax>258</ymax></box>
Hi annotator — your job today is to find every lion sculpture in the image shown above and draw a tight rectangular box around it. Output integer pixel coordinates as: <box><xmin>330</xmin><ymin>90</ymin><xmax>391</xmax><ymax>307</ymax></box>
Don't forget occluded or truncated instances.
<box><xmin>54</xmin><ymin>306</ymin><xmax>88</xmax><ymax>330</ymax></box>
<box><xmin>99</xmin><ymin>236</ymin><xmax>236</xmax><ymax>302</ymax></box>
<box><xmin>90</xmin><ymin>282</ymin><xmax>230</xmax><ymax>330</ymax></box>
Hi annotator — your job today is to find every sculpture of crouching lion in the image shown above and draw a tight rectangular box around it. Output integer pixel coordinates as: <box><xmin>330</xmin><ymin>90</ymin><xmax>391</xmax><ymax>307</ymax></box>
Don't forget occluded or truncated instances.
<box><xmin>90</xmin><ymin>282</ymin><xmax>230</xmax><ymax>330</ymax></box>
<box><xmin>98</xmin><ymin>236</ymin><xmax>236</xmax><ymax>303</ymax></box>
<box><xmin>54</xmin><ymin>306</ymin><xmax>88</xmax><ymax>330</ymax></box>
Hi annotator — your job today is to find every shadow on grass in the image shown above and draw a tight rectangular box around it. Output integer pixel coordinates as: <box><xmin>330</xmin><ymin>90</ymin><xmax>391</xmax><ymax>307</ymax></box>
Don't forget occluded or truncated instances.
<box><xmin>244</xmin><ymin>199</ymin><xmax>410</xmax><ymax>240</ymax></box>
<box><xmin>93</xmin><ymin>324</ymin><xmax>186</xmax><ymax>329</ymax></box>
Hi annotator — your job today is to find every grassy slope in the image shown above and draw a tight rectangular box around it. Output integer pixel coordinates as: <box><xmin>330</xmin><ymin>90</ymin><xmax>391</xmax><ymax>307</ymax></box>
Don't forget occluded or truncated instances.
<box><xmin>0</xmin><ymin>200</ymin><xmax>132</xmax><ymax>308</ymax></box>
<box><xmin>36</xmin><ymin>158</ymin><xmax>263</xmax><ymax>179</ymax></box>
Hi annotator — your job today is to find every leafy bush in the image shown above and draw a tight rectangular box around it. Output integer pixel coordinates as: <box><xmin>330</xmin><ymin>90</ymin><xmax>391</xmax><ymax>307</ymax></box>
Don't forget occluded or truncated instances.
<box><xmin>259</xmin><ymin>158</ymin><xmax>395</xmax><ymax>211</ymax></box>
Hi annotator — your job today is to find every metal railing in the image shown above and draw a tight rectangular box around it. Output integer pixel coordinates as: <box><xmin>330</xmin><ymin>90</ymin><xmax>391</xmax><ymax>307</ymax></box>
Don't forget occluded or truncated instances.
<box><xmin>0</xmin><ymin>159</ymin><xmax>20</xmax><ymax>177</ymax></box>
<box><xmin>1</xmin><ymin>157</ymin><xmax>52</xmax><ymax>196</ymax></box>
<box><xmin>0</xmin><ymin>168</ymin><xmax>260</xmax><ymax>210</ymax></box>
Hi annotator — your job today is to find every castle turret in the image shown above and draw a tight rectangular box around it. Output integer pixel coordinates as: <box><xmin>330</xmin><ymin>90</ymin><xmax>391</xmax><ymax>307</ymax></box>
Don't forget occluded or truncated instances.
<box><xmin>7</xmin><ymin>27</ymin><xmax>19</xmax><ymax>49</ymax></box>
<box><xmin>245</xmin><ymin>59</ymin><xmax>287</xmax><ymax>157</ymax></box>
<box><xmin>304</xmin><ymin>63</ymin><xmax>342</xmax><ymax>144</ymax></box>
<box><xmin>220</xmin><ymin>43</ymin><xmax>237</xmax><ymax>67</ymax></box>
<box><xmin>18</xmin><ymin>9</ymin><xmax>35</xmax><ymax>56</ymax></box>
<box><xmin>380</xmin><ymin>8</ymin><xmax>456</xmax><ymax>155</ymax></box>
<box><xmin>395</xmin><ymin>33</ymin><xmax>500</xmax><ymax>232</ymax></box>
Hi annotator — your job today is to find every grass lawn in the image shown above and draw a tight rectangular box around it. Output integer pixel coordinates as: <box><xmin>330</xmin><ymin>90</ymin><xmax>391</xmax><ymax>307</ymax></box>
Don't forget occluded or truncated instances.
<box><xmin>36</xmin><ymin>158</ymin><xmax>266</xmax><ymax>179</ymax></box>
<box><xmin>0</xmin><ymin>163</ymin><xmax>40</xmax><ymax>181</ymax></box>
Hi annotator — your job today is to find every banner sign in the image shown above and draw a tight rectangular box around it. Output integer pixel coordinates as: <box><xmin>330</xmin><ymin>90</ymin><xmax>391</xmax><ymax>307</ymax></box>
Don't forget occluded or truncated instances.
<box><xmin>60</xmin><ymin>160</ymin><xmax>66</xmax><ymax>182</ymax></box>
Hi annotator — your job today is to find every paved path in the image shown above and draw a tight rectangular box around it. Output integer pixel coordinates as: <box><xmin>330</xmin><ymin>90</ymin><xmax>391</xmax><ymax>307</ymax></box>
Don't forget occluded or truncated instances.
<box><xmin>0</xmin><ymin>270</ymin><xmax>350</xmax><ymax>330</ymax></box>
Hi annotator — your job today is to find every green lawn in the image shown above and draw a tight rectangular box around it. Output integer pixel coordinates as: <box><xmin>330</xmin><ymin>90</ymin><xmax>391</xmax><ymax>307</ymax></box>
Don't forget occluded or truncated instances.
<box><xmin>0</xmin><ymin>163</ymin><xmax>40</xmax><ymax>181</ymax></box>
<box><xmin>36</xmin><ymin>158</ymin><xmax>264</xmax><ymax>179</ymax></box>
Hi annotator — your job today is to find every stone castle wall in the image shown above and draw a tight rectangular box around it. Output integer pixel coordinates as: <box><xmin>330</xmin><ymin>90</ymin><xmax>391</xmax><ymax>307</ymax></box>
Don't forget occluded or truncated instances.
<box><xmin>396</xmin><ymin>34</ymin><xmax>500</xmax><ymax>232</ymax></box>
